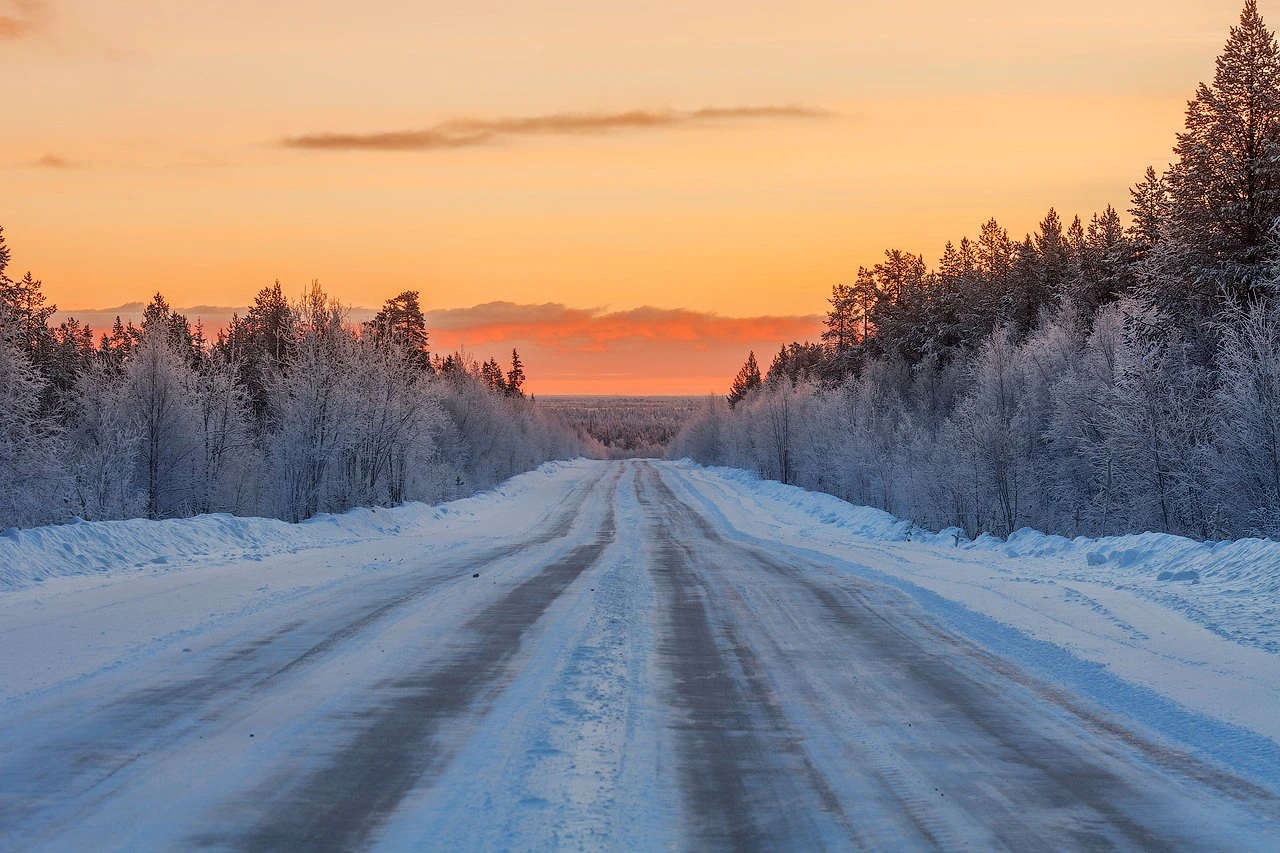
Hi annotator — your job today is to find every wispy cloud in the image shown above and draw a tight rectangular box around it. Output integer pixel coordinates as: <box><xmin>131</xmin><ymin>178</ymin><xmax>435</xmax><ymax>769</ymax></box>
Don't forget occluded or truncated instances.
<box><xmin>0</xmin><ymin>0</ymin><xmax>46</xmax><ymax>39</ymax></box>
<box><xmin>281</xmin><ymin>106</ymin><xmax>829</xmax><ymax>151</ymax></box>
<box><xmin>32</xmin><ymin>153</ymin><xmax>73</xmax><ymax>169</ymax></box>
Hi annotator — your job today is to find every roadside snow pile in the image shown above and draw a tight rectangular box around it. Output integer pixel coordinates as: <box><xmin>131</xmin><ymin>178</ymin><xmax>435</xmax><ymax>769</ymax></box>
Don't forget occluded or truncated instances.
<box><xmin>1002</xmin><ymin>528</ymin><xmax>1280</xmax><ymax>652</ymax></box>
<box><xmin>688</xmin><ymin>462</ymin><xmax>1280</xmax><ymax>653</ymax></box>
<box><xmin>0</xmin><ymin>460</ymin><xmax>586</xmax><ymax>592</ymax></box>
<box><xmin>702</xmin><ymin>465</ymin><xmax>915</xmax><ymax>541</ymax></box>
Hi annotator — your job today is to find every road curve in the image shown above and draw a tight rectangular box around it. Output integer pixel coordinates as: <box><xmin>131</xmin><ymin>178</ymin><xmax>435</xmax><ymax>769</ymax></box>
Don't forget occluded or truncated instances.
<box><xmin>0</xmin><ymin>460</ymin><xmax>1276</xmax><ymax>851</ymax></box>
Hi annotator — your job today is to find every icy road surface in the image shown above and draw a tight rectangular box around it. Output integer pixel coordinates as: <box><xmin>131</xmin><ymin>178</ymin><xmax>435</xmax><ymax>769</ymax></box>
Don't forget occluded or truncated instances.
<box><xmin>1</xmin><ymin>461</ymin><xmax>1278</xmax><ymax>850</ymax></box>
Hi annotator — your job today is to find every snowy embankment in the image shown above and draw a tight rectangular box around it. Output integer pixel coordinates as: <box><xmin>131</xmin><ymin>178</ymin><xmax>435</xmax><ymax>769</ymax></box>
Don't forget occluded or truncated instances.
<box><xmin>0</xmin><ymin>461</ymin><xmax>583</xmax><ymax>593</ymax></box>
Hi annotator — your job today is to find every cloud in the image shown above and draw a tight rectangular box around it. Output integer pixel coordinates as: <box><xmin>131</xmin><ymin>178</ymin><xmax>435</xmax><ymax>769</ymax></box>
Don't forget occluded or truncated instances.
<box><xmin>281</xmin><ymin>105</ymin><xmax>829</xmax><ymax>151</ymax></box>
<box><xmin>0</xmin><ymin>0</ymin><xmax>46</xmax><ymax>39</ymax></box>
<box><xmin>32</xmin><ymin>153</ymin><xmax>73</xmax><ymax>169</ymax></box>
<box><xmin>424</xmin><ymin>302</ymin><xmax>824</xmax><ymax>394</ymax></box>
<box><xmin>425</xmin><ymin>301</ymin><xmax>822</xmax><ymax>352</ymax></box>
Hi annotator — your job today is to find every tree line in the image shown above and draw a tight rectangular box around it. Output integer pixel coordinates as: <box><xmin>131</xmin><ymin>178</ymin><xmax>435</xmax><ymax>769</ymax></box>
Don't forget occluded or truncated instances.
<box><xmin>0</xmin><ymin>250</ymin><xmax>581</xmax><ymax>528</ymax></box>
<box><xmin>675</xmin><ymin>1</ymin><xmax>1280</xmax><ymax>541</ymax></box>
<box><xmin>539</xmin><ymin>396</ymin><xmax>705</xmax><ymax>458</ymax></box>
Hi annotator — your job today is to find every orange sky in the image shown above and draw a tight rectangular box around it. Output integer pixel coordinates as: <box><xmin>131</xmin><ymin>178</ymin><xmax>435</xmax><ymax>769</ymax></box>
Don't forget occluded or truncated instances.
<box><xmin>2</xmin><ymin>0</ymin><xmax>1251</xmax><ymax>392</ymax></box>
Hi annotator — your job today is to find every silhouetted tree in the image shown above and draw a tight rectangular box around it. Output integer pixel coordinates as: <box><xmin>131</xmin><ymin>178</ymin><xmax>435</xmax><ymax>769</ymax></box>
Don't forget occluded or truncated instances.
<box><xmin>505</xmin><ymin>349</ymin><xmax>526</xmax><ymax>397</ymax></box>
<box><xmin>727</xmin><ymin>351</ymin><xmax>762</xmax><ymax>407</ymax></box>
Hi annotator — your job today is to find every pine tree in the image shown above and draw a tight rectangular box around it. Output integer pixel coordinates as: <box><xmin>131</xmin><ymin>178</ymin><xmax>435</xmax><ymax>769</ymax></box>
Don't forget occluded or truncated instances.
<box><xmin>850</xmin><ymin>267</ymin><xmax>878</xmax><ymax>344</ymax></box>
<box><xmin>480</xmin><ymin>357</ymin><xmax>506</xmax><ymax>393</ymax></box>
<box><xmin>867</xmin><ymin>249</ymin><xmax>931</xmax><ymax>362</ymax></box>
<box><xmin>140</xmin><ymin>292</ymin><xmax>197</xmax><ymax>365</ymax></box>
<box><xmin>221</xmin><ymin>281</ymin><xmax>295</xmax><ymax>423</ymax></box>
<box><xmin>727</xmin><ymin>351</ymin><xmax>762</xmax><ymax>407</ymax></box>
<box><xmin>1149</xmin><ymin>0</ymin><xmax>1280</xmax><ymax>321</ymax></box>
<box><xmin>822</xmin><ymin>282</ymin><xmax>858</xmax><ymax>355</ymax></box>
<box><xmin>0</xmin><ymin>269</ymin><xmax>56</xmax><ymax>366</ymax></box>
<box><xmin>0</xmin><ymin>226</ymin><xmax>11</xmax><ymax>287</ymax></box>
<box><xmin>366</xmin><ymin>290</ymin><xmax>430</xmax><ymax>371</ymax></box>
<box><xmin>1034</xmin><ymin>208</ymin><xmax>1071</xmax><ymax>307</ymax></box>
<box><xmin>505</xmin><ymin>349</ymin><xmax>526</xmax><ymax>397</ymax></box>
<box><xmin>1128</xmin><ymin>166</ymin><xmax>1170</xmax><ymax>256</ymax></box>
<box><xmin>1008</xmin><ymin>235</ymin><xmax>1044</xmax><ymax>337</ymax></box>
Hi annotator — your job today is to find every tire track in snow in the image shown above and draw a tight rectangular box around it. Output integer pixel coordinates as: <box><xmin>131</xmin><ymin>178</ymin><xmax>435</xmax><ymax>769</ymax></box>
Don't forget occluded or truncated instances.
<box><xmin>636</xmin><ymin>464</ymin><xmax>856</xmax><ymax>850</ymax></box>
<box><xmin>650</xmin><ymin>463</ymin><xmax>1280</xmax><ymax>851</ymax></box>
<box><xmin>196</xmin><ymin>471</ymin><xmax>621</xmax><ymax>851</ymax></box>
<box><xmin>0</xmin><ymin>468</ymin><xmax>611</xmax><ymax>848</ymax></box>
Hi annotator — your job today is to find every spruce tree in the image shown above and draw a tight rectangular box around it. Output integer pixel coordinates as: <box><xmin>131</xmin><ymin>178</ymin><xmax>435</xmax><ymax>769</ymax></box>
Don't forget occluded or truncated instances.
<box><xmin>505</xmin><ymin>349</ymin><xmax>526</xmax><ymax>397</ymax></box>
<box><xmin>1127</xmin><ymin>166</ymin><xmax>1169</xmax><ymax>257</ymax></box>
<box><xmin>727</xmin><ymin>351</ymin><xmax>762</xmax><ymax>408</ymax></box>
<box><xmin>480</xmin><ymin>357</ymin><xmax>506</xmax><ymax>393</ymax></box>
<box><xmin>0</xmin><ymin>226</ymin><xmax>10</xmax><ymax>285</ymax></box>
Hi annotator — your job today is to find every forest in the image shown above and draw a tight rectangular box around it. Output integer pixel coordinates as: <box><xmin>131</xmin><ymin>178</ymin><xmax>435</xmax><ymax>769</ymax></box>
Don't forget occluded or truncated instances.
<box><xmin>0</xmin><ymin>265</ymin><xmax>582</xmax><ymax>528</ymax></box>
<box><xmin>673</xmin><ymin>2</ymin><xmax>1280</xmax><ymax>541</ymax></box>
<box><xmin>539</xmin><ymin>396</ymin><xmax>704</xmax><ymax>458</ymax></box>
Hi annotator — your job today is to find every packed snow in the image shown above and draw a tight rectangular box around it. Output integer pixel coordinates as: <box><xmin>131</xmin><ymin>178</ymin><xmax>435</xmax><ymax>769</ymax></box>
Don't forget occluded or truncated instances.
<box><xmin>667</xmin><ymin>462</ymin><xmax>1280</xmax><ymax>776</ymax></box>
<box><xmin>1</xmin><ymin>459</ymin><xmax>1277</xmax><ymax>849</ymax></box>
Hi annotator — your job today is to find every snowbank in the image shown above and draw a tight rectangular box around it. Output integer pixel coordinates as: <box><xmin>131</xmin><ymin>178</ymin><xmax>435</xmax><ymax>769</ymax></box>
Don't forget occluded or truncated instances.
<box><xmin>0</xmin><ymin>460</ymin><xmax>585</xmax><ymax>592</ymax></box>
<box><xmin>687</xmin><ymin>463</ymin><xmax>1280</xmax><ymax>653</ymax></box>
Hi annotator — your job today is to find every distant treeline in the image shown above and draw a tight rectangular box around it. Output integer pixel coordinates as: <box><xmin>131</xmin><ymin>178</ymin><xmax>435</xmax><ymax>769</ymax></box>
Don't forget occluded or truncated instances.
<box><xmin>0</xmin><ymin>262</ymin><xmax>582</xmax><ymax>528</ymax></box>
<box><xmin>674</xmin><ymin>2</ymin><xmax>1280</xmax><ymax>541</ymax></box>
<box><xmin>540</xmin><ymin>396</ymin><xmax>704</xmax><ymax>458</ymax></box>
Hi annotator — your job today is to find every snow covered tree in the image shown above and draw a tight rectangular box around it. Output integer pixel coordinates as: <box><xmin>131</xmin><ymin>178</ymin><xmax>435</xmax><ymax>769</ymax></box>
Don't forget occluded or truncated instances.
<box><xmin>268</xmin><ymin>281</ymin><xmax>352</xmax><ymax>521</ymax></box>
<box><xmin>221</xmin><ymin>280</ymin><xmax>296</xmax><ymax>423</ymax></box>
<box><xmin>121</xmin><ymin>326</ymin><xmax>200</xmax><ymax>518</ymax></box>
<box><xmin>1128</xmin><ymin>166</ymin><xmax>1170</xmax><ymax>258</ymax></box>
<box><xmin>140</xmin><ymin>292</ymin><xmax>198</xmax><ymax>365</ymax></box>
<box><xmin>366</xmin><ymin>290</ymin><xmax>430</xmax><ymax>372</ymax></box>
<box><xmin>1096</xmin><ymin>317</ymin><xmax>1215</xmax><ymax>536</ymax></box>
<box><xmin>66</xmin><ymin>362</ymin><xmax>144</xmax><ymax>521</ymax></box>
<box><xmin>1211</xmin><ymin>298</ymin><xmax>1280</xmax><ymax>533</ymax></box>
<box><xmin>193</xmin><ymin>348</ymin><xmax>255</xmax><ymax>514</ymax></box>
<box><xmin>867</xmin><ymin>249</ymin><xmax>931</xmax><ymax>362</ymax></box>
<box><xmin>0</xmin><ymin>306</ymin><xmax>67</xmax><ymax>527</ymax></box>
<box><xmin>1147</xmin><ymin>0</ymin><xmax>1280</xmax><ymax>323</ymax></box>
<box><xmin>335</xmin><ymin>331</ymin><xmax>442</xmax><ymax>509</ymax></box>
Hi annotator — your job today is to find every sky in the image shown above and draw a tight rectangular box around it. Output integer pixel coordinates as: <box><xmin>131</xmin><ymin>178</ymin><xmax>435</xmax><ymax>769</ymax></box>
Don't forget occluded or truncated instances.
<box><xmin>1</xmin><ymin>0</ymin><xmax>1251</xmax><ymax>393</ymax></box>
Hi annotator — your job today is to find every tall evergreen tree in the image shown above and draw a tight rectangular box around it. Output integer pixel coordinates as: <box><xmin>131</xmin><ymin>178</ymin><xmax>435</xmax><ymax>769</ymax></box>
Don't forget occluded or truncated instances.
<box><xmin>1148</xmin><ymin>0</ymin><xmax>1280</xmax><ymax>321</ymax></box>
<box><xmin>823</xmin><ymin>282</ymin><xmax>858</xmax><ymax>355</ymax></box>
<box><xmin>366</xmin><ymin>290</ymin><xmax>431</xmax><ymax>371</ymax></box>
<box><xmin>1128</xmin><ymin>166</ymin><xmax>1170</xmax><ymax>257</ymax></box>
<box><xmin>505</xmin><ymin>348</ymin><xmax>526</xmax><ymax>397</ymax></box>
<box><xmin>727</xmin><ymin>351</ymin><xmax>762</xmax><ymax>407</ymax></box>
<box><xmin>480</xmin><ymin>357</ymin><xmax>506</xmax><ymax>393</ymax></box>
<box><xmin>1034</xmin><ymin>207</ymin><xmax>1071</xmax><ymax>308</ymax></box>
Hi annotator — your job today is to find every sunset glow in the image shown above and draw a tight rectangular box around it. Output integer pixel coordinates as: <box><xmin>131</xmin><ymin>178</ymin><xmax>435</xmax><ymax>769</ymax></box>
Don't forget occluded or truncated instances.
<box><xmin>4</xmin><ymin>0</ymin><xmax>1246</xmax><ymax>392</ymax></box>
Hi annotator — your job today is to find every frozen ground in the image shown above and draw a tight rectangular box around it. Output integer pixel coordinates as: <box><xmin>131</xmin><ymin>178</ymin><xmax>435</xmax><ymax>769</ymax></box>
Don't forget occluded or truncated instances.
<box><xmin>0</xmin><ymin>460</ymin><xmax>1277</xmax><ymax>850</ymax></box>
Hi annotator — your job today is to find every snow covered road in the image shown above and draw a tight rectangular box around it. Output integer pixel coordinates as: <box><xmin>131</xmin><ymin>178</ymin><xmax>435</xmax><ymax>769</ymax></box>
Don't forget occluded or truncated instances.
<box><xmin>1</xmin><ymin>461</ymin><xmax>1278</xmax><ymax>850</ymax></box>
